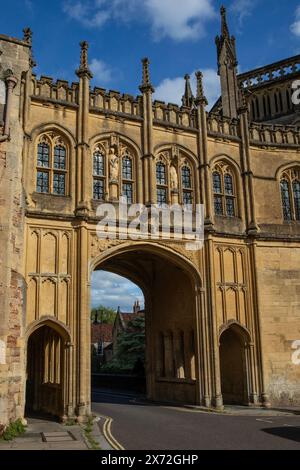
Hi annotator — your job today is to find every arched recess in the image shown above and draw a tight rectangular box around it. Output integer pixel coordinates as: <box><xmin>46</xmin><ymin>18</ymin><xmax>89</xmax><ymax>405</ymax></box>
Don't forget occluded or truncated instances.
<box><xmin>154</xmin><ymin>144</ymin><xmax>199</xmax><ymax>206</ymax></box>
<box><xmin>209</xmin><ymin>154</ymin><xmax>243</xmax><ymax>220</ymax></box>
<box><xmin>89</xmin><ymin>133</ymin><xmax>142</xmax><ymax>203</ymax></box>
<box><xmin>219</xmin><ymin>321</ymin><xmax>251</xmax><ymax>405</ymax></box>
<box><xmin>25</xmin><ymin>317</ymin><xmax>72</xmax><ymax>419</ymax></box>
<box><xmin>26</xmin><ymin>123</ymin><xmax>76</xmax><ymax>200</ymax></box>
<box><xmin>90</xmin><ymin>242</ymin><xmax>205</xmax><ymax>406</ymax></box>
<box><xmin>276</xmin><ymin>164</ymin><xmax>300</xmax><ymax>222</ymax></box>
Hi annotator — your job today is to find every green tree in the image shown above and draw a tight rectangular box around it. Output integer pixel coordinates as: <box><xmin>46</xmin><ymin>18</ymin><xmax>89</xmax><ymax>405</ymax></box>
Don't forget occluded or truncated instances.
<box><xmin>91</xmin><ymin>305</ymin><xmax>117</xmax><ymax>325</ymax></box>
<box><xmin>102</xmin><ymin>315</ymin><xmax>145</xmax><ymax>374</ymax></box>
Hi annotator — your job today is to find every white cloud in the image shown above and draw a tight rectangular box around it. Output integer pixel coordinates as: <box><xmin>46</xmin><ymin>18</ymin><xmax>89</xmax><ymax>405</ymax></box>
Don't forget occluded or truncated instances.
<box><xmin>63</xmin><ymin>0</ymin><xmax>216</xmax><ymax>41</ymax></box>
<box><xmin>154</xmin><ymin>69</ymin><xmax>220</xmax><ymax>109</ymax></box>
<box><xmin>230</xmin><ymin>0</ymin><xmax>257</xmax><ymax>29</ymax></box>
<box><xmin>91</xmin><ymin>271</ymin><xmax>144</xmax><ymax>311</ymax></box>
<box><xmin>144</xmin><ymin>0</ymin><xmax>216</xmax><ymax>41</ymax></box>
<box><xmin>63</xmin><ymin>1</ymin><xmax>110</xmax><ymax>28</ymax></box>
<box><xmin>90</xmin><ymin>58</ymin><xmax>113</xmax><ymax>83</ymax></box>
<box><xmin>291</xmin><ymin>6</ymin><xmax>300</xmax><ymax>37</ymax></box>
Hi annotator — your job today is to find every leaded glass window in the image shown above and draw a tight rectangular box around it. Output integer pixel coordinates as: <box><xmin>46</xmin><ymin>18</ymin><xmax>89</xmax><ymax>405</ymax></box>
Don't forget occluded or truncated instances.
<box><xmin>122</xmin><ymin>156</ymin><xmax>132</xmax><ymax>180</ymax></box>
<box><xmin>224</xmin><ymin>174</ymin><xmax>234</xmax><ymax>195</ymax></box>
<box><xmin>212</xmin><ymin>166</ymin><xmax>237</xmax><ymax>217</ymax></box>
<box><xmin>122</xmin><ymin>183</ymin><xmax>133</xmax><ymax>204</ymax></box>
<box><xmin>54</xmin><ymin>146</ymin><xmax>66</xmax><ymax>170</ymax></box>
<box><xmin>53</xmin><ymin>173</ymin><xmax>66</xmax><ymax>195</ymax></box>
<box><xmin>226</xmin><ymin>197</ymin><xmax>235</xmax><ymax>217</ymax></box>
<box><xmin>93</xmin><ymin>151</ymin><xmax>105</xmax><ymax>176</ymax></box>
<box><xmin>293</xmin><ymin>180</ymin><xmax>300</xmax><ymax>221</ymax></box>
<box><xmin>182</xmin><ymin>166</ymin><xmax>191</xmax><ymax>189</ymax></box>
<box><xmin>156</xmin><ymin>162</ymin><xmax>166</xmax><ymax>186</ymax></box>
<box><xmin>281</xmin><ymin>179</ymin><xmax>292</xmax><ymax>221</ymax></box>
<box><xmin>122</xmin><ymin>153</ymin><xmax>134</xmax><ymax>203</ymax></box>
<box><xmin>213</xmin><ymin>172</ymin><xmax>222</xmax><ymax>194</ymax></box>
<box><xmin>93</xmin><ymin>179</ymin><xmax>105</xmax><ymax>200</ymax></box>
<box><xmin>37</xmin><ymin>171</ymin><xmax>49</xmax><ymax>193</ymax></box>
<box><xmin>37</xmin><ymin>143</ymin><xmax>50</xmax><ymax>168</ymax></box>
<box><xmin>183</xmin><ymin>191</ymin><xmax>193</xmax><ymax>206</ymax></box>
<box><xmin>36</xmin><ymin>136</ymin><xmax>68</xmax><ymax>195</ymax></box>
<box><xmin>156</xmin><ymin>161</ymin><xmax>168</xmax><ymax>206</ymax></box>
<box><xmin>214</xmin><ymin>195</ymin><xmax>223</xmax><ymax>216</ymax></box>
<box><xmin>157</xmin><ymin>188</ymin><xmax>167</xmax><ymax>206</ymax></box>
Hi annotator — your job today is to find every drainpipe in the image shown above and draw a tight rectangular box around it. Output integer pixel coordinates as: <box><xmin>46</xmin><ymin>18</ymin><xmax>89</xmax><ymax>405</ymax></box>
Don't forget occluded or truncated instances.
<box><xmin>0</xmin><ymin>73</ymin><xmax>18</xmax><ymax>142</ymax></box>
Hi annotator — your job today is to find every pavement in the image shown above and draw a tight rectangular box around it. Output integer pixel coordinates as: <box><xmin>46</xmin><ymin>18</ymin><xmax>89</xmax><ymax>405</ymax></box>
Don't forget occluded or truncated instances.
<box><xmin>0</xmin><ymin>415</ymin><xmax>111</xmax><ymax>451</ymax></box>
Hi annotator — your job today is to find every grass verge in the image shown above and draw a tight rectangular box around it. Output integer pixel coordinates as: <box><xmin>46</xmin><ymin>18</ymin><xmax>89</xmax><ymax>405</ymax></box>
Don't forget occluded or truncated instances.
<box><xmin>83</xmin><ymin>417</ymin><xmax>101</xmax><ymax>450</ymax></box>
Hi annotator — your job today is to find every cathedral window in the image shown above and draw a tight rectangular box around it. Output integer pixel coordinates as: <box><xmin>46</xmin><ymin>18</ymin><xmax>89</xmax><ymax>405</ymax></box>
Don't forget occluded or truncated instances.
<box><xmin>212</xmin><ymin>163</ymin><xmax>237</xmax><ymax>217</ymax></box>
<box><xmin>281</xmin><ymin>168</ymin><xmax>300</xmax><ymax>221</ymax></box>
<box><xmin>181</xmin><ymin>165</ymin><xmax>193</xmax><ymax>206</ymax></box>
<box><xmin>36</xmin><ymin>135</ymin><xmax>68</xmax><ymax>195</ymax></box>
<box><xmin>93</xmin><ymin>149</ymin><xmax>106</xmax><ymax>200</ymax></box>
<box><xmin>156</xmin><ymin>161</ymin><xmax>168</xmax><ymax>206</ymax></box>
<box><xmin>122</xmin><ymin>152</ymin><xmax>134</xmax><ymax>204</ymax></box>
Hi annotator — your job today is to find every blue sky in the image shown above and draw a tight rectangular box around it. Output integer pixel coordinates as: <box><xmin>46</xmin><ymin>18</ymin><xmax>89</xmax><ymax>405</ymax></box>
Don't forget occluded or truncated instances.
<box><xmin>2</xmin><ymin>1</ymin><xmax>300</xmax><ymax>107</ymax></box>
<box><xmin>92</xmin><ymin>271</ymin><xmax>144</xmax><ymax>312</ymax></box>
<box><xmin>2</xmin><ymin>1</ymin><xmax>300</xmax><ymax>310</ymax></box>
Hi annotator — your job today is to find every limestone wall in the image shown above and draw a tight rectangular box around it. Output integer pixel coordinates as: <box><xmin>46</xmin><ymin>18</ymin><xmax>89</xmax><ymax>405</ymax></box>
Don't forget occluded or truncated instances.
<box><xmin>0</xmin><ymin>36</ymin><xmax>30</xmax><ymax>426</ymax></box>
<box><xmin>256</xmin><ymin>243</ymin><xmax>300</xmax><ymax>405</ymax></box>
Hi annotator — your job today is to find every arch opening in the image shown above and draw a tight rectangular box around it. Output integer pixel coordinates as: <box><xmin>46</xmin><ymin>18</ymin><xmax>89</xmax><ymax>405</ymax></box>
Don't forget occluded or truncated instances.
<box><xmin>219</xmin><ymin>325</ymin><xmax>249</xmax><ymax>405</ymax></box>
<box><xmin>25</xmin><ymin>324</ymin><xmax>66</xmax><ymax>419</ymax></box>
<box><xmin>91</xmin><ymin>244</ymin><xmax>201</xmax><ymax>405</ymax></box>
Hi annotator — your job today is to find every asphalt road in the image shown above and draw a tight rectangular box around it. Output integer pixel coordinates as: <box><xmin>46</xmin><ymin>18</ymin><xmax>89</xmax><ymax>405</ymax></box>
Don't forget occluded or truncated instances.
<box><xmin>92</xmin><ymin>388</ymin><xmax>300</xmax><ymax>450</ymax></box>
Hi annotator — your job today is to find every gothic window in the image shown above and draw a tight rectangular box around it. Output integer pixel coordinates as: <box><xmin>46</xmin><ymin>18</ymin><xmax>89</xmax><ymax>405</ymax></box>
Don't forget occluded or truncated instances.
<box><xmin>93</xmin><ymin>149</ymin><xmax>106</xmax><ymax>200</ymax></box>
<box><xmin>212</xmin><ymin>163</ymin><xmax>237</xmax><ymax>217</ymax></box>
<box><xmin>181</xmin><ymin>165</ymin><xmax>193</xmax><ymax>206</ymax></box>
<box><xmin>122</xmin><ymin>152</ymin><xmax>134</xmax><ymax>203</ymax></box>
<box><xmin>156</xmin><ymin>161</ymin><xmax>168</xmax><ymax>206</ymax></box>
<box><xmin>280</xmin><ymin>168</ymin><xmax>300</xmax><ymax>221</ymax></box>
<box><xmin>36</xmin><ymin>135</ymin><xmax>68</xmax><ymax>195</ymax></box>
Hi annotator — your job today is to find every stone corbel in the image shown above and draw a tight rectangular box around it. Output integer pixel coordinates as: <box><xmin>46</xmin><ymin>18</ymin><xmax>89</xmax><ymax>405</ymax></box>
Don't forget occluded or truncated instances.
<box><xmin>0</xmin><ymin>70</ymin><xmax>18</xmax><ymax>142</ymax></box>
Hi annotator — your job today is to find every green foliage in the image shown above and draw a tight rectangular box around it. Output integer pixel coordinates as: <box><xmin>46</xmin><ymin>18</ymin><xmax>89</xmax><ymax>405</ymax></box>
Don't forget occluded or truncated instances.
<box><xmin>101</xmin><ymin>315</ymin><xmax>145</xmax><ymax>374</ymax></box>
<box><xmin>91</xmin><ymin>305</ymin><xmax>116</xmax><ymax>325</ymax></box>
<box><xmin>1</xmin><ymin>419</ymin><xmax>26</xmax><ymax>441</ymax></box>
<box><xmin>83</xmin><ymin>416</ymin><xmax>100</xmax><ymax>450</ymax></box>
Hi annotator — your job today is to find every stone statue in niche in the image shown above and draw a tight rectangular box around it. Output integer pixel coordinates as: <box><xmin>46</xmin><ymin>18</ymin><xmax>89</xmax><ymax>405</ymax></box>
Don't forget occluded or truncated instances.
<box><xmin>170</xmin><ymin>164</ymin><xmax>179</xmax><ymax>190</ymax></box>
<box><xmin>109</xmin><ymin>147</ymin><xmax>119</xmax><ymax>182</ymax></box>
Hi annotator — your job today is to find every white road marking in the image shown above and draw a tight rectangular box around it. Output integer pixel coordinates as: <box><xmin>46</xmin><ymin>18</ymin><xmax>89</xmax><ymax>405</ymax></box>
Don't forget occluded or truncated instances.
<box><xmin>256</xmin><ymin>419</ymin><xmax>273</xmax><ymax>423</ymax></box>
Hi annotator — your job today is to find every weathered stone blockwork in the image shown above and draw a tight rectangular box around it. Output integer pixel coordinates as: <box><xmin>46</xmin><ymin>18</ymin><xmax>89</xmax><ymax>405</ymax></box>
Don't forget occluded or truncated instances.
<box><xmin>1</xmin><ymin>7</ymin><xmax>300</xmax><ymax>425</ymax></box>
<box><xmin>0</xmin><ymin>34</ymin><xmax>30</xmax><ymax>426</ymax></box>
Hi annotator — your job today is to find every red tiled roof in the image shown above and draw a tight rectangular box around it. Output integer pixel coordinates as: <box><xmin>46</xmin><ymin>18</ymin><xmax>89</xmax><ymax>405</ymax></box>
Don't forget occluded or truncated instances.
<box><xmin>119</xmin><ymin>311</ymin><xmax>145</xmax><ymax>330</ymax></box>
<box><xmin>91</xmin><ymin>323</ymin><xmax>113</xmax><ymax>343</ymax></box>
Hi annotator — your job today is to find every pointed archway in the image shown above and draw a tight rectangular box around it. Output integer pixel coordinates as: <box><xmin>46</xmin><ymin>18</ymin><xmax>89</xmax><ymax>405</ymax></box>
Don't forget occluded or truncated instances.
<box><xmin>90</xmin><ymin>242</ymin><xmax>204</xmax><ymax>405</ymax></box>
<box><xmin>219</xmin><ymin>323</ymin><xmax>250</xmax><ymax>405</ymax></box>
<box><xmin>25</xmin><ymin>319</ymin><xmax>71</xmax><ymax>419</ymax></box>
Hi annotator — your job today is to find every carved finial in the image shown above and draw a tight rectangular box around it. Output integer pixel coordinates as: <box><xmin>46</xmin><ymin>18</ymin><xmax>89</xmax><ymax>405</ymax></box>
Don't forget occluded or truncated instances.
<box><xmin>182</xmin><ymin>74</ymin><xmax>194</xmax><ymax>108</ymax></box>
<box><xmin>76</xmin><ymin>41</ymin><xmax>93</xmax><ymax>79</ymax></box>
<box><xmin>220</xmin><ymin>5</ymin><xmax>230</xmax><ymax>40</ymax></box>
<box><xmin>142</xmin><ymin>58</ymin><xmax>150</xmax><ymax>85</ymax></box>
<box><xmin>216</xmin><ymin>5</ymin><xmax>238</xmax><ymax>68</ymax></box>
<box><xmin>195</xmin><ymin>71</ymin><xmax>208</xmax><ymax>106</ymax></box>
<box><xmin>140</xmin><ymin>57</ymin><xmax>154</xmax><ymax>93</ymax></box>
<box><xmin>23</xmin><ymin>27</ymin><xmax>32</xmax><ymax>45</ymax></box>
<box><xmin>80</xmin><ymin>41</ymin><xmax>89</xmax><ymax>69</ymax></box>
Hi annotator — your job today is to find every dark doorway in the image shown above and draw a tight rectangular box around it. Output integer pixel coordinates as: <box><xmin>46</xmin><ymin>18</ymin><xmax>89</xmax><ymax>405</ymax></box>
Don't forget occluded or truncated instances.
<box><xmin>26</xmin><ymin>325</ymin><xmax>64</xmax><ymax>418</ymax></box>
<box><xmin>220</xmin><ymin>327</ymin><xmax>247</xmax><ymax>405</ymax></box>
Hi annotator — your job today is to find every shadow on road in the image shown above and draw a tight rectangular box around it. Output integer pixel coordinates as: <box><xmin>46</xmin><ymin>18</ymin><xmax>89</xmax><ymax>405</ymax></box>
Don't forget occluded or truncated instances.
<box><xmin>92</xmin><ymin>387</ymin><xmax>147</xmax><ymax>406</ymax></box>
<box><xmin>262</xmin><ymin>427</ymin><xmax>300</xmax><ymax>443</ymax></box>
